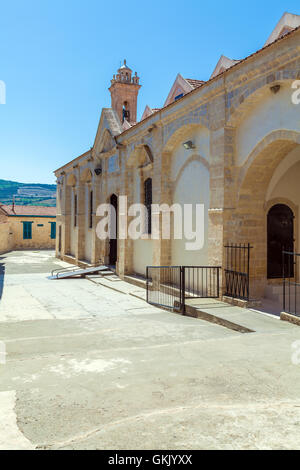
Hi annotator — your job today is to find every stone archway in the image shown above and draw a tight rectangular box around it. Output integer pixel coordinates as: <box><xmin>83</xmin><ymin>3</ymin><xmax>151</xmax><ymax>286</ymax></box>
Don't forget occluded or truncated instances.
<box><xmin>171</xmin><ymin>155</ymin><xmax>210</xmax><ymax>267</ymax></box>
<box><xmin>227</xmin><ymin>79</ymin><xmax>298</xmax><ymax>128</ymax></box>
<box><xmin>230</xmin><ymin>131</ymin><xmax>300</xmax><ymax>299</ymax></box>
<box><xmin>155</xmin><ymin>123</ymin><xmax>210</xmax><ymax>267</ymax></box>
<box><xmin>80</xmin><ymin>168</ymin><xmax>92</xmax><ymax>184</ymax></box>
<box><xmin>162</xmin><ymin>123</ymin><xmax>209</xmax><ymax>154</ymax></box>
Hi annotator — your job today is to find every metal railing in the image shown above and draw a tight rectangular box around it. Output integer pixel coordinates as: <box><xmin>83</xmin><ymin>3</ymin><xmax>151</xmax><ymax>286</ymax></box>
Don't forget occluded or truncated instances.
<box><xmin>146</xmin><ymin>266</ymin><xmax>221</xmax><ymax>312</ymax></box>
<box><xmin>146</xmin><ymin>266</ymin><xmax>182</xmax><ymax>311</ymax></box>
<box><xmin>183</xmin><ymin>266</ymin><xmax>220</xmax><ymax>299</ymax></box>
<box><xmin>283</xmin><ymin>251</ymin><xmax>300</xmax><ymax>316</ymax></box>
<box><xmin>51</xmin><ymin>265</ymin><xmax>83</xmax><ymax>277</ymax></box>
<box><xmin>224</xmin><ymin>243</ymin><xmax>252</xmax><ymax>301</ymax></box>
<box><xmin>51</xmin><ymin>262</ymin><xmax>103</xmax><ymax>278</ymax></box>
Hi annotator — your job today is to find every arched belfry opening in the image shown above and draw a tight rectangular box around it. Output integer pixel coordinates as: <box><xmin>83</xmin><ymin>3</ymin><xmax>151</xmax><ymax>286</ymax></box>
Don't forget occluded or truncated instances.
<box><xmin>109</xmin><ymin>60</ymin><xmax>141</xmax><ymax>124</ymax></box>
<box><xmin>122</xmin><ymin>101</ymin><xmax>130</xmax><ymax>122</ymax></box>
<box><xmin>267</xmin><ymin>204</ymin><xmax>294</xmax><ymax>279</ymax></box>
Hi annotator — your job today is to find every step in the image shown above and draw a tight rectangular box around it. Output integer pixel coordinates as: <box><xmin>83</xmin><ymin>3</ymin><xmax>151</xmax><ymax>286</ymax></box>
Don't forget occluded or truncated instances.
<box><xmin>99</xmin><ymin>270</ymin><xmax>115</xmax><ymax>277</ymax></box>
<box><xmin>182</xmin><ymin>298</ymin><xmax>284</xmax><ymax>334</ymax></box>
<box><xmin>124</xmin><ymin>274</ymin><xmax>147</xmax><ymax>290</ymax></box>
<box><xmin>184</xmin><ymin>299</ymin><xmax>254</xmax><ymax>333</ymax></box>
<box><xmin>87</xmin><ymin>274</ymin><xmax>147</xmax><ymax>298</ymax></box>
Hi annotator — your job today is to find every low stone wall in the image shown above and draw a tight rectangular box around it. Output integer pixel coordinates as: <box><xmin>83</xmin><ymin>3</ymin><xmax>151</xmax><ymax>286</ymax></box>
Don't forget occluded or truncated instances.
<box><xmin>222</xmin><ymin>295</ymin><xmax>262</xmax><ymax>309</ymax></box>
<box><xmin>280</xmin><ymin>311</ymin><xmax>300</xmax><ymax>326</ymax></box>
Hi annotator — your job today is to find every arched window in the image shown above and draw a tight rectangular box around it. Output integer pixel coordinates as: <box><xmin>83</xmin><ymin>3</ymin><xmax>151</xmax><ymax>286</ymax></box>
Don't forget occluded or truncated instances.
<box><xmin>122</xmin><ymin>101</ymin><xmax>130</xmax><ymax>122</ymax></box>
<box><xmin>144</xmin><ymin>178</ymin><xmax>152</xmax><ymax>234</ymax></box>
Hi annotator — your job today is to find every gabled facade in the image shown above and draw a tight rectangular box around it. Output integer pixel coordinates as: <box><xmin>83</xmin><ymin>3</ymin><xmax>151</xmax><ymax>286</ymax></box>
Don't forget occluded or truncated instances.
<box><xmin>264</xmin><ymin>12</ymin><xmax>300</xmax><ymax>46</ymax></box>
<box><xmin>55</xmin><ymin>15</ymin><xmax>300</xmax><ymax>305</ymax></box>
<box><xmin>140</xmin><ymin>73</ymin><xmax>205</xmax><ymax>120</ymax></box>
<box><xmin>210</xmin><ymin>55</ymin><xmax>240</xmax><ymax>79</ymax></box>
<box><xmin>140</xmin><ymin>106</ymin><xmax>160</xmax><ymax>121</ymax></box>
<box><xmin>163</xmin><ymin>73</ymin><xmax>204</xmax><ymax>106</ymax></box>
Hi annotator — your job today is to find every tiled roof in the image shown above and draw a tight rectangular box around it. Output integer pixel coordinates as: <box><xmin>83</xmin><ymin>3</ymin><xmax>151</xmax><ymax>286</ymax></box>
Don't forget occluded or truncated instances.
<box><xmin>185</xmin><ymin>79</ymin><xmax>205</xmax><ymax>89</ymax></box>
<box><xmin>122</xmin><ymin>120</ymin><xmax>137</xmax><ymax>130</ymax></box>
<box><xmin>0</xmin><ymin>204</ymin><xmax>56</xmax><ymax>217</ymax></box>
<box><xmin>120</xmin><ymin>24</ymin><xmax>300</xmax><ymax>136</ymax></box>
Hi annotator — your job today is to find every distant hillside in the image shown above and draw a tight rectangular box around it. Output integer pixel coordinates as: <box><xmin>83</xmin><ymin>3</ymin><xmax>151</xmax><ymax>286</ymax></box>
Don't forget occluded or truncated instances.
<box><xmin>0</xmin><ymin>179</ymin><xmax>56</xmax><ymax>207</ymax></box>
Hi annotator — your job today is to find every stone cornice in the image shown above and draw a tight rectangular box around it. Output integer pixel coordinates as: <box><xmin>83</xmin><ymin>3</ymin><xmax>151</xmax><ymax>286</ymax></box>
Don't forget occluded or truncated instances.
<box><xmin>116</xmin><ymin>29</ymin><xmax>300</xmax><ymax>145</ymax></box>
<box><xmin>225</xmin><ymin>46</ymin><xmax>300</xmax><ymax>91</ymax></box>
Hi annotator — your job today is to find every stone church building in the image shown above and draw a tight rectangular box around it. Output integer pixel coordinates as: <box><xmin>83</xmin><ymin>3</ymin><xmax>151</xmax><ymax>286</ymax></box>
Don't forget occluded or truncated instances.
<box><xmin>55</xmin><ymin>12</ymin><xmax>300</xmax><ymax>305</ymax></box>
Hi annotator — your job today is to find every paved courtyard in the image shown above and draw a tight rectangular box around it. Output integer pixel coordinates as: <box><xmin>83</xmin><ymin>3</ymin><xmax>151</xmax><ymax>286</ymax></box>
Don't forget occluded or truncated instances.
<box><xmin>1</xmin><ymin>251</ymin><xmax>300</xmax><ymax>450</ymax></box>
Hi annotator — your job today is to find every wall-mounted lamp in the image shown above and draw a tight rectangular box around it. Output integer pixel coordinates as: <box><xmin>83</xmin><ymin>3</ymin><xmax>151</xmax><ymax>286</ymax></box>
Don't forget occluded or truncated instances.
<box><xmin>94</xmin><ymin>167</ymin><xmax>102</xmax><ymax>176</ymax></box>
<box><xmin>182</xmin><ymin>141</ymin><xmax>195</xmax><ymax>150</ymax></box>
<box><xmin>270</xmin><ymin>84</ymin><xmax>281</xmax><ymax>94</ymax></box>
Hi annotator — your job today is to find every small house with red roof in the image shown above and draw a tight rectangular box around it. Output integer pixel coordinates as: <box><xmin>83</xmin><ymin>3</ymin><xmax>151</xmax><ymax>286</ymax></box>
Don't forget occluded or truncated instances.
<box><xmin>0</xmin><ymin>203</ymin><xmax>56</xmax><ymax>253</ymax></box>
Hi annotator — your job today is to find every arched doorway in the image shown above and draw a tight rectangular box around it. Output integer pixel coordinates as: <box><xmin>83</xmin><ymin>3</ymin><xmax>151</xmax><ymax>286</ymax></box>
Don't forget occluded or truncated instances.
<box><xmin>109</xmin><ymin>194</ymin><xmax>118</xmax><ymax>266</ymax></box>
<box><xmin>232</xmin><ymin>133</ymin><xmax>300</xmax><ymax>298</ymax></box>
<box><xmin>267</xmin><ymin>204</ymin><xmax>294</xmax><ymax>279</ymax></box>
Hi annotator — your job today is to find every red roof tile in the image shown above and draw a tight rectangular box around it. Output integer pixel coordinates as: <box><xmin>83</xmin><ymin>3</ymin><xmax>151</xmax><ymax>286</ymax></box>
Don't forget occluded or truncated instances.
<box><xmin>185</xmin><ymin>79</ymin><xmax>205</xmax><ymax>89</ymax></box>
<box><xmin>0</xmin><ymin>204</ymin><xmax>56</xmax><ymax>217</ymax></box>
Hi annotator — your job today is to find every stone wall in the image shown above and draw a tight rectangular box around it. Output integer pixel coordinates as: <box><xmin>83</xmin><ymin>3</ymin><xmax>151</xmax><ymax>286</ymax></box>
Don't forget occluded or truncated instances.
<box><xmin>0</xmin><ymin>217</ymin><xmax>56</xmax><ymax>252</ymax></box>
<box><xmin>54</xmin><ymin>28</ymin><xmax>300</xmax><ymax>300</ymax></box>
<box><xmin>0</xmin><ymin>221</ymin><xmax>13</xmax><ymax>254</ymax></box>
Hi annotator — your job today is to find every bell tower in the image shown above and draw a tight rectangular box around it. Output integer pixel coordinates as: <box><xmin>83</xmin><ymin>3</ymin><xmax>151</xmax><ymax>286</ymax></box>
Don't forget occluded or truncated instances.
<box><xmin>109</xmin><ymin>60</ymin><xmax>141</xmax><ymax>125</ymax></box>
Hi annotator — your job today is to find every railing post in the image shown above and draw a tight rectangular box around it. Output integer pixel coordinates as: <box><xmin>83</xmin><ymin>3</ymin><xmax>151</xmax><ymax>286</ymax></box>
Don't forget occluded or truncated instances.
<box><xmin>146</xmin><ymin>266</ymin><xmax>149</xmax><ymax>304</ymax></box>
<box><xmin>181</xmin><ymin>267</ymin><xmax>185</xmax><ymax>314</ymax></box>
<box><xmin>288</xmin><ymin>250</ymin><xmax>291</xmax><ymax>313</ymax></box>
<box><xmin>247</xmin><ymin>243</ymin><xmax>250</xmax><ymax>301</ymax></box>
<box><xmin>282</xmin><ymin>250</ymin><xmax>285</xmax><ymax>312</ymax></box>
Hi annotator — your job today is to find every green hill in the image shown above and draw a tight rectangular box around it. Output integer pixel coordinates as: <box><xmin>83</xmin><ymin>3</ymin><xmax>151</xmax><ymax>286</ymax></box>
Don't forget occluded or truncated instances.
<box><xmin>0</xmin><ymin>179</ymin><xmax>56</xmax><ymax>207</ymax></box>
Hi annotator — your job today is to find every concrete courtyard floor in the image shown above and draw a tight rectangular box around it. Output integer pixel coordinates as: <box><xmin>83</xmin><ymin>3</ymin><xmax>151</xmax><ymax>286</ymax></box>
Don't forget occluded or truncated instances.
<box><xmin>1</xmin><ymin>250</ymin><xmax>300</xmax><ymax>450</ymax></box>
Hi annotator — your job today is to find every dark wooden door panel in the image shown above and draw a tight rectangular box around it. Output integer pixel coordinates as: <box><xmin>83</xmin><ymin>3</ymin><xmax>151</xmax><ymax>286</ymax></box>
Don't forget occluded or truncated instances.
<box><xmin>267</xmin><ymin>204</ymin><xmax>294</xmax><ymax>279</ymax></box>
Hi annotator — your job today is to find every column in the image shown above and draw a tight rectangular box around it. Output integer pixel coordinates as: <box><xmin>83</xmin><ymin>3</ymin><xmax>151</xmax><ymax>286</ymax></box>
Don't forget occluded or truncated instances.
<box><xmin>76</xmin><ymin>183</ymin><xmax>86</xmax><ymax>262</ymax></box>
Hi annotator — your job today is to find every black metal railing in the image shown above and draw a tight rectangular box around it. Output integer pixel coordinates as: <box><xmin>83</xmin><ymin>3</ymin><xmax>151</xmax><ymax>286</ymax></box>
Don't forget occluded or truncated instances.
<box><xmin>182</xmin><ymin>266</ymin><xmax>220</xmax><ymax>299</ymax></box>
<box><xmin>283</xmin><ymin>251</ymin><xmax>300</xmax><ymax>316</ymax></box>
<box><xmin>224</xmin><ymin>243</ymin><xmax>252</xmax><ymax>301</ymax></box>
<box><xmin>146</xmin><ymin>266</ymin><xmax>221</xmax><ymax>312</ymax></box>
<box><xmin>146</xmin><ymin>266</ymin><xmax>182</xmax><ymax>310</ymax></box>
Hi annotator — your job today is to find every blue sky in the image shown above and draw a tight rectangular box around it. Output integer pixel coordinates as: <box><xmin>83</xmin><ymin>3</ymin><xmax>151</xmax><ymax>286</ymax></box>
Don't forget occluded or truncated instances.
<box><xmin>0</xmin><ymin>0</ymin><xmax>299</xmax><ymax>184</ymax></box>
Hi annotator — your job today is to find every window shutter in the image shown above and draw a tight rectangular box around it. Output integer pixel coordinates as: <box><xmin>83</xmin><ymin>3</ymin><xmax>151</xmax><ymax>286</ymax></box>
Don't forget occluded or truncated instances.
<box><xmin>144</xmin><ymin>178</ymin><xmax>152</xmax><ymax>234</ymax></box>
<box><xmin>50</xmin><ymin>222</ymin><xmax>56</xmax><ymax>239</ymax></box>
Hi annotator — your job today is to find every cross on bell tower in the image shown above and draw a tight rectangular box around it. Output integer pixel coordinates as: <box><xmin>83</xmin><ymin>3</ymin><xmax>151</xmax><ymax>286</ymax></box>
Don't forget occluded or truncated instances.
<box><xmin>109</xmin><ymin>60</ymin><xmax>141</xmax><ymax>125</ymax></box>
